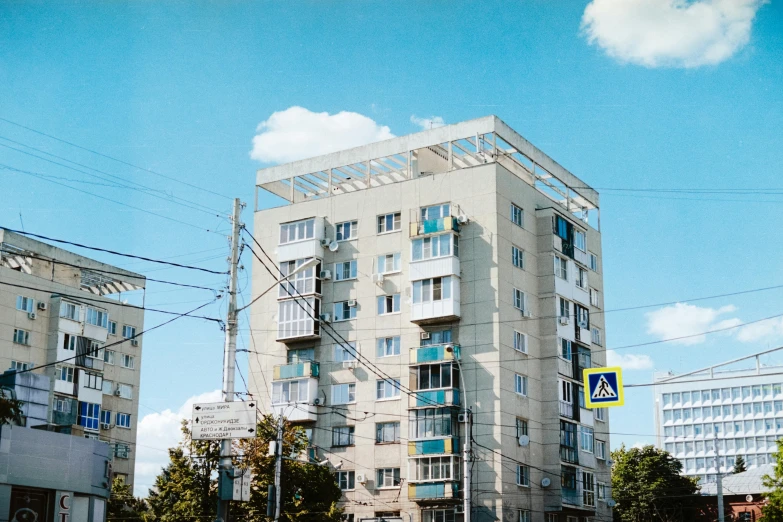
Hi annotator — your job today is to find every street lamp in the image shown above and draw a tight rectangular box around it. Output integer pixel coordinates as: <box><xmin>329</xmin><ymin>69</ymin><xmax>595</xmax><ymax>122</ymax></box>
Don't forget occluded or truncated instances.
<box><xmin>445</xmin><ymin>344</ymin><xmax>471</xmax><ymax>522</ymax></box>
<box><xmin>237</xmin><ymin>257</ymin><xmax>319</xmax><ymax>312</ymax></box>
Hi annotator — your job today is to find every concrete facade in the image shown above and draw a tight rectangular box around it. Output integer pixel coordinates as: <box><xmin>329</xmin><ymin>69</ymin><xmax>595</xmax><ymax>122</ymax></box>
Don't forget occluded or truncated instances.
<box><xmin>0</xmin><ymin>229</ymin><xmax>145</xmax><ymax>487</ymax></box>
<box><xmin>249</xmin><ymin>117</ymin><xmax>611</xmax><ymax>522</ymax></box>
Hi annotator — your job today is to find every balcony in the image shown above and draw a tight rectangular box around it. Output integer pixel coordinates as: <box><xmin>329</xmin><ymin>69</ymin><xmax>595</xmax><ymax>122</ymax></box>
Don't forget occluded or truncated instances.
<box><xmin>410</xmin><ymin>344</ymin><xmax>460</xmax><ymax>365</ymax></box>
<box><xmin>559</xmin><ymin>400</ymin><xmax>580</xmax><ymax>421</ymax></box>
<box><xmin>277</xmin><ymin>217</ymin><xmax>325</xmax><ymax>263</ymax></box>
<box><xmin>273</xmin><ymin>361</ymin><xmax>320</xmax><ymax>380</ymax></box>
<box><xmin>560</xmin><ymin>445</ymin><xmax>578</xmax><ymax>464</ymax></box>
<box><xmin>52</xmin><ymin>399</ymin><xmax>77</xmax><ymax>426</ymax></box>
<box><xmin>410</xmin><ymin>256</ymin><xmax>460</xmax><ymax>281</ymax></box>
<box><xmin>408</xmin><ymin>481</ymin><xmax>460</xmax><ymax>502</ymax></box>
<box><xmin>408</xmin><ymin>437</ymin><xmax>460</xmax><ymax>456</ymax></box>
<box><xmin>277</xmin><ymin>297</ymin><xmax>321</xmax><ymax>343</ymax></box>
<box><xmin>411</xmin><ymin>298</ymin><xmax>460</xmax><ymax>325</ymax></box>
<box><xmin>409</xmin><ymin>388</ymin><xmax>460</xmax><ymax>409</ymax></box>
<box><xmin>409</xmin><ymin>216</ymin><xmax>459</xmax><ymax>238</ymax></box>
<box><xmin>562</xmin><ymin>487</ymin><xmax>581</xmax><ymax>506</ymax></box>
<box><xmin>271</xmin><ymin>378</ymin><xmax>319</xmax><ymax>422</ymax></box>
<box><xmin>273</xmin><ymin>402</ymin><xmax>317</xmax><ymax>422</ymax></box>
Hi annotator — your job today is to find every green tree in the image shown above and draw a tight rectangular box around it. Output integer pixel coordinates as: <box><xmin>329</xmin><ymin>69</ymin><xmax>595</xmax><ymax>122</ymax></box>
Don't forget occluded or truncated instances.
<box><xmin>611</xmin><ymin>444</ymin><xmax>701</xmax><ymax>522</ymax></box>
<box><xmin>108</xmin><ymin>477</ymin><xmax>149</xmax><ymax>521</ymax></box>
<box><xmin>734</xmin><ymin>455</ymin><xmax>747</xmax><ymax>474</ymax></box>
<box><xmin>0</xmin><ymin>390</ymin><xmax>23</xmax><ymax>425</ymax></box>
<box><xmin>762</xmin><ymin>439</ymin><xmax>783</xmax><ymax>521</ymax></box>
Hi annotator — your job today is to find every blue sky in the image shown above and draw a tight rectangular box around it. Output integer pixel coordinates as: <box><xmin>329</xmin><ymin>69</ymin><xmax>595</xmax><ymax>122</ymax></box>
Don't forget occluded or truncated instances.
<box><xmin>1</xmin><ymin>0</ymin><xmax>782</xmax><ymax>495</ymax></box>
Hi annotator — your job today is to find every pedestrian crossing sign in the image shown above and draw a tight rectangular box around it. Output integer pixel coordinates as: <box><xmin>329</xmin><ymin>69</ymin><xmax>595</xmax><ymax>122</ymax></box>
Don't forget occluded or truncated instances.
<box><xmin>583</xmin><ymin>367</ymin><xmax>624</xmax><ymax>408</ymax></box>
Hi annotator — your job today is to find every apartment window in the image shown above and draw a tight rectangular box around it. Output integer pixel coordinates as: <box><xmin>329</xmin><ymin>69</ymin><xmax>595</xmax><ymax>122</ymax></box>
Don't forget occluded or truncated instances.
<box><xmin>78</xmin><ymin>402</ymin><xmax>100</xmax><ymax>431</ymax></box>
<box><xmin>334</xmin><ymin>342</ymin><xmax>357</xmax><ymax>362</ymax></box>
<box><xmin>595</xmin><ymin>407</ymin><xmax>606</xmax><ymax>421</ymax></box>
<box><xmin>555</xmin><ymin>256</ymin><xmax>568</xmax><ymax>280</ymax></box>
<box><xmin>280</xmin><ymin>218</ymin><xmax>315</xmax><ymax>244</ymax></box>
<box><xmin>576</xmin><ymin>305</ymin><xmax>589</xmax><ymax>329</ymax></box>
<box><xmin>591</xmin><ymin>327</ymin><xmax>602</xmax><ymax>346</ymax></box>
<box><xmin>513</xmin><ymin>288</ymin><xmax>527</xmax><ymax>312</ymax></box>
<box><xmin>560</xmin><ymin>338</ymin><xmax>572</xmax><ymax>361</ymax></box>
<box><xmin>582</xmin><ymin>471</ymin><xmax>596</xmax><ymax>507</ymax></box>
<box><xmin>420</xmin><ymin>329</ymin><xmax>452</xmax><ymax>346</ymax></box>
<box><xmin>87</xmin><ymin>341</ymin><xmax>103</xmax><ymax>360</ymax></box>
<box><xmin>574</xmin><ymin>230</ymin><xmax>586</xmax><ymax>252</ymax></box>
<box><xmin>62</xmin><ymin>334</ymin><xmax>76</xmax><ymax>351</ymax></box>
<box><xmin>84</xmin><ymin>372</ymin><xmax>102</xmax><ymax>390</ymax></box>
<box><xmin>287</xmin><ymin>348</ymin><xmax>314</xmax><ymax>363</ymax></box>
<box><xmin>121</xmin><ymin>354</ymin><xmax>135</xmax><ymax>369</ymax></box>
<box><xmin>376</xmin><ymin>468</ymin><xmax>401</xmax><ymax>488</ymax></box>
<box><xmin>100</xmin><ymin>410</ymin><xmax>112</xmax><ymax>425</ymax></box>
<box><xmin>57</xmin><ymin>366</ymin><xmax>74</xmax><ymax>382</ymax></box>
<box><xmin>515</xmin><ymin>374</ymin><xmax>528</xmax><ymax>396</ymax></box>
<box><xmin>518</xmin><ymin>511</ymin><xmax>530</xmax><ymax>522</ymax></box>
<box><xmin>596</xmin><ymin>439</ymin><xmax>606</xmax><ymax>460</ymax></box>
<box><xmin>11</xmin><ymin>361</ymin><xmax>32</xmax><ymax>371</ymax></box>
<box><xmin>597</xmin><ymin>483</ymin><xmax>607</xmax><ymax>501</ymax></box>
<box><xmin>513</xmin><ymin>331</ymin><xmax>527</xmax><ymax>354</ymax></box>
<box><xmin>410</xmin><ymin>455</ymin><xmax>459</xmax><ymax>481</ymax></box>
<box><xmin>412</xmin><ymin>277</ymin><xmax>453</xmax><ymax>303</ymax></box>
<box><xmin>510</xmin><ymin>203</ymin><xmax>524</xmax><ymax>227</ymax></box>
<box><xmin>516</xmin><ymin>465</ymin><xmax>530</xmax><ymax>486</ymax></box>
<box><xmin>332</xmin><ymin>383</ymin><xmax>356</xmax><ymax>405</ymax></box>
<box><xmin>512</xmin><ymin>245</ymin><xmax>524</xmax><ymax>269</ymax></box>
<box><xmin>102</xmin><ymin>380</ymin><xmax>114</xmax><ymax>395</ymax></box>
<box><xmin>421</xmin><ymin>203</ymin><xmax>450</xmax><ymax>221</ymax></box>
<box><xmin>108</xmin><ymin>321</ymin><xmax>117</xmax><ymax>335</ymax></box>
<box><xmin>85</xmin><ymin>308</ymin><xmax>109</xmax><ymax>328</ymax></box>
<box><xmin>104</xmin><ymin>350</ymin><xmax>115</xmax><ymax>365</ymax></box>
<box><xmin>336</xmin><ymin>220</ymin><xmax>357</xmax><ymax>241</ymax></box>
<box><xmin>516</xmin><ymin>418</ymin><xmax>529</xmax><ymax>440</ymax></box>
<box><xmin>416</xmin><ymin>363</ymin><xmax>457</xmax><ymax>390</ymax></box>
<box><xmin>334</xmin><ymin>301</ymin><xmax>357</xmax><ymax>321</ymax></box>
<box><xmin>412</xmin><ymin>234</ymin><xmax>458</xmax><ymax>261</ymax></box>
<box><xmin>334</xmin><ymin>260</ymin><xmax>358</xmax><ymax>281</ymax></box>
<box><xmin>590</xmin><ymin>288</ymin><xmax>600</xmax><ymax>307</ymax></box>
<box><xmin>53</xmin><ymin>397</ymin><xmax>71</xmax><ymax>413</ymax></box>
<box><xmin>377</xmin><ymin>253</ymin><xmax>401</xmax><ymax>274</ymax></box>
<box><xmin>559</xmin><ymin>298</ymin><xmax>571</xmax><ymax>321</ymax></box>
<box><xmin>335</xmin><ymin>470</ymin><xmax>355</xmax><ymax>490</ymax></box>
<box><xmin>581</xmin><ymin>427</ymin><xmax>594</xmax><ymax>453</ymax></box>
<box><xmin>60</xmin><ymin>301</ymin><xmax>79</xmax><ymax>321</ymax></box>
<box><xmin>279</xmin><ymin>259</ymin><xmax>320</xmax><ymax>297</ymax></box>
<box><xmin>117</xmin><ymin>383</ymin><xmax>133</xmax><ymax>399</ymax></box>
<box><xmin>333</xmin><ymin>426</ymin><xmax>355</xmax><ymax>447</ymax></box>
<box><xmin>13</xmin><ymin>329</ymin><xmax>30</xmax><ymax>345</ymax></box>
<box><xmin>377</xmin><ymin>212</ymin><xmax>401</xmax><ymax>233</ymax></box>
<box><xmin>377</xmin><ymin>379</ymin><xmax>401</xmax><ymax>400</ymax></box>
<box><xmin>409</xmin><ymin>408</ymin><xmax>455</xmax><ymax>439</ymax></box>
<box><xmin>377</xmin><ymin>294</ymin><xmax>401</xmax><ymax>315</ymax></box>
<box><xmin>16</xmin><ymin>296</ymin><xmax>34</xmax><ymax>312</ymax></box>
<box><xmin>576</xmin><ymin>267</ymin><xmax>588</xmax><ymax>289</ymax></box>
<box><xmin>272</xmin><ymin>380</ymin><xmax>308</xmax><ymax>404</ymax></box>
<box><xmin>422</xmin><ymin>510</ymin><xmax>456</xmax><ymax>522</ymax></box>
<box><xmin>376</xmin><ymin>422</ymin><xmax>400</xmax><ymax>443</ymax></box>
<box><xmin>377</xmin><ymin>337</ymin><xmax>401</xmax><ymax>357</ymax></box>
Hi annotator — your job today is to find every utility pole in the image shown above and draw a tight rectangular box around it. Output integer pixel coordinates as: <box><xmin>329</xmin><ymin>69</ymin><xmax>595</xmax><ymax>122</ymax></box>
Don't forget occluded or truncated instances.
<box><xmin>713</xmin><ymin>427</ymin><xmax>725</xmax><ymax>522</ymax></box>
<box><xmin>463</xmin><ymin>409</ymin><xmax>471</xmax><ymax>522</ymax></box>
<box><xmin>216</xmin><ymin>198</ymin><xmax>243</xmax><ymax>522</ymax></box>
<box><xmin>274</xmin><ymin>415</ymin><xmax>284</xmax><ymax>521</ymax></box>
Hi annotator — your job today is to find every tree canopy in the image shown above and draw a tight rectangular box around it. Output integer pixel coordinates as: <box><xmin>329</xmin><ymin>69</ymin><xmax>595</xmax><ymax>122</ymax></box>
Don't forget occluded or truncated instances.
<box><xmin>763</xmin><ymin>439</ymin><xmax>783</xmax><ymax>521</ymax></box>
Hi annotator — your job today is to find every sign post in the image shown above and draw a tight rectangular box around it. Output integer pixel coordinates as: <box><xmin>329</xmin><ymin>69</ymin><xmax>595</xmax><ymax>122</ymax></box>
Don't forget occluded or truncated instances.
<box><xmin>583</xmin><ymin>367</ymin><xmax>625</xmax><ymax>408</ymax></box>
<box><xmin>192</xmin><ymin>401</ymin><xmax>258</xmax><ymax>440</ymax></box>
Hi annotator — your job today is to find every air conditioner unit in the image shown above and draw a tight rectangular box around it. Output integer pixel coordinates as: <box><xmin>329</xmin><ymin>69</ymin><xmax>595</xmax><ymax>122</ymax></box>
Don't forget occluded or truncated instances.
<box><xmin>319</xmin><ymin>313</ymin><xmax>332</xmax><ymax>323</ymax></box>
<box><xmin>347</xmin><ymin>299</ymin><xmax>357</xmax><ymax>308</ymax></box>
<box><xmin>372</xmin><ymin>273</ymin><xmax>384</xmax><ymax>284</ymax></box>
<box><xmin>559</xmin><ymin>316</ymin><xmax>570</xmax><ymax>325</ymax></box>
<box><xmin>313</xmin><ymin>397</ymin><xmax>322</xmax><ymax>406</ymax></box>
<box><xmin>420</xmin><ymin>332</ymin><xmax>431</xmax><ymax>340</ymax></box>
<box><xmin>356</xmin><ymin>473</ymin><xmax>367</xmax><ymax>484</ymax></box>
<box><xmin>27</xmin><ymin>311</ymin><xmax>37</xmax><ymax>320</ymax></box>
<box><xmin>457</xmin><ymin>214</ymin><xmax>469</xmax><ymax>225</ymax></box>
<box><xmin>130</xmin><ymin>339</ymin><xmax>139</xmax><ymax>347</ymax></box>
<box><xmin>114</xmin><ymin>389</ymin><xmax>122</xmax><ymax>396</ymax></box>
<box><xmin>101</xmin><ymin>423</ymin><xmax>111</xmax><ymax>430</ymax></box>
<box><xmin>454</xmin><ymin>505</ymin><xmax>465</xmax><ymax>514</ymax></box>
<box><xmin>320</xmin><ymin>270</ymin><xmax>332</xmax><ymax>280</ymax></box>
<box><xmin>320</xmin><ymin>238</ymin><xmax>331</xmax><ymax>247</ymax></box>
<box><xmin>457</xmin><ymin>412</ymin><xmax>469</xmax><ymax>423</ymax></box>
<box><xmin>522</xmin><ymin>310</ymin><xmax>532</xmax><ymax>318</ymax></box>
<box><xmin>342</xmin><ymin>360</ymin><xmax>357</xmax><ymax>370</ymax></box>
<box><xmin>37</xmin><ymin>302</ymin><xmax>47</xmax><ymax>311</ymax></box>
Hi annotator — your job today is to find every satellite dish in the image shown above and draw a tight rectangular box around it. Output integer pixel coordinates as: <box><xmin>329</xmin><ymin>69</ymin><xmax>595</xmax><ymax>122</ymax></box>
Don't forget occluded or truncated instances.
<box><xmin>541</xmin><ymin>478</ymin><xmax>551</xmax><ymax>488</ymax></box>
<box><xmin>607</xmin><ymin>499</ymin><xmax>617</xmax><ymax>507</ymax></box>
<box><xmin>746</xmin><ymin>495</ymin><xmax>754</xmax><ymax>502</ymax></box>
<box><xmin>518</xmin><ymin>435</ymin><xmax>530</xmax><ymax>447</ymax></box>
<box><xmin>328</xmin><ymin>241</ymin><xmax>339</xmax><ymax>252</ymax></box>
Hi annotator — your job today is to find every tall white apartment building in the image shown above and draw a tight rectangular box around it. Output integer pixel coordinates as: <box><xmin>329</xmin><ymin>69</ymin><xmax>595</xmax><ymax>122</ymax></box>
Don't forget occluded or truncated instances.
<box><xmin>654</xmin><ymin>358</ymin><xmax>783</xmax><ymax>484</ymax></box>
<box><xmin>0</xmin><ymin>229</ymin><xmax>145</xmax><ymax>487</ymax></box>
<box><xmin>249</xmin><ymin>116</ymin><xmax>611</xmax><ymax>522</ymax></box>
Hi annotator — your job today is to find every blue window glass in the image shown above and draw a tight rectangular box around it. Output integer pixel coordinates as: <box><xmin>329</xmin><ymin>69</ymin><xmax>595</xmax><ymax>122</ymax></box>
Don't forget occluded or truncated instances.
<box><xmin>78</xmin><ymin>402</ymin><xmax>100</xmax><ymax>430</ymax></box>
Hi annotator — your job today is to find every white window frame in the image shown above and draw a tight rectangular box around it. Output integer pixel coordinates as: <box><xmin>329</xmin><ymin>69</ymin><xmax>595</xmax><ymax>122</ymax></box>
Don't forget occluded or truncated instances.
<box><xmin>576</xmin><ymin>267</ymin><xmax>588</xmax><ymax>289</ymax></box>
<box><xmin>589</xmin><ymin>252</ymin><xmax>598</xmax><ymax>272</ymax></box>
<box><xmin>335</xmin><ymin>470</ymin><xmax>355</xmax><ymax>490</ymax></box>
<box><xmin>515</xmin><ymin>374</ymin><xmax>528</xmax><ymax>396</ymax></box>
<box><xmin>574</xmin><ymin>229</ymin><xmax>586</xmax><ymax>252</ymax></box>
<box><xmin>117</xmin><ymin>383</ymin><xmax>133</xmax><ymax>400</ymax></box>
<box><xmin>513</xmin><ymin>331</ymin><xmax>527</xmax><ymax>354</ymax></box>
<box><xmin>412</xmin><ymin>277</ymin><xmax>453</xmax><ymax>303</ymax></box>
<box><xmin>334</xmin><ymin>301</ymin><xmax>357</xmax><ymax>321</ymax></box>
<box><xmin>84</xmin><ymin>372</ymin><xmax>103</xmax><ymax>390</ymax></box>
<box><xmin>376</xmin><ymin>421</ymin><xmax>400</xmax><ymax>443</ymax></box>
<box><xmin>576</xmin><ymin>305</ymin><xmax>589</xmax><ymax>329</ymax></box>
<box><xmin>555</xmin><ymin>256</ymin><xmax>568</xmax><ymax>280</ymax></box>
<box><xmin>272</xmin><ymin>379</ymin><xmax>308</xmax><ymax>404</ymax></box>
<box><xmin>331</xmin><ymin>383</ymin><xmax>356</xmax><ymax>405</ymax></box>
<box><xmin>582</xmin><ymin>471</ymin><xmax>596</xmax><ymax>507</ymax></box>
<box><xmin>278</xmin><ymin>259</ymin><xmax>319</xmax><ymax>297</ymax></box>
<box><xmin>596</xmin><ymin>439</ymin><xmax>606</xmax><ymax>460</ymax></box>
<box><xmin>411</xmin><ymin>233</ymin><xmax>458</xmax><ymax>262</ymax></box>
<box><xmin>279</xmin><ymin>218</ymin><xmax>315</xmax><ymax>245</ymax></box>
<box><xmin>591</xmin><ymin>327</ymin><xmax>602</xmax><ymax>346</ymax></box>
<box><xmin>376</xmin><ymin>468</ymin><xmax>401</xmax><ymax>488</ymax></box>
<box><xmin>518</xmin><ymin>511</ymin><xmax>530</xmax><ymax>522</ymax></box>
<box><xmin>102</xmin><ymin>379</ymin><xmax>114</xmax><ymax>395</ymax></box>
<box><xmin>560</xmin><ymin>337</ymin><xmax>573</xmax><ymax>361</ymax></box>
<box><xmin>597</xmin><ymin>482</ymin><xmax>607</xmax><ymax>501</ymax></box>
<box><xmin>510</xmin><ymin>203</ymin><xmax>524</xmax><ymax>228</ymax></box>
<box><xmin>334</xmin><ymin>342</ymin><xmax>357</xmax><ymax>362</ymax></box>
<box><xmin>16</xmin><ymin>295</ymin><xmax>34</xmax><ymax>313</ymax></box>
<box><xmin>595</xmin><ymin>407</ymin><xmax>606</xmax><ymax>422</ymax></box>
<box><xmin>581</xmin><ymin>426</ymin><xmax>594</xmax><ymax>453</ymax></box>
<box><xmin>60</xmin><ymin>301</ymin><xmax>80</xmax><ymax>321</ymax></box>
<box><xmin>104</xmin><ymin>350</ymin><xmax>115</xmax><ymax>365</ymax></box>
<box><xmin>512</xmin><ymin>245</ymin><xmax>524</xmax><ymax>269</ymax></box>
<box><xmin>13</xmin><ymin>329</ymin><xmax>30</xmax><ymax>345</ymax></box>
<box><xmin>590</xmin><ymin>288</ymin><xmax>600</xmax><ymax>307</ymax></box>
<box><xmin>334</xmin><ymin>260</ymin><xmax>358</xmax><ymax>281</ymax></box>
<box><xmin>516</xmin><ymin>465</ymin><xmax>530</xmax><ymax>487</ymax></box>
<box><xmin>57</xmin><ymin>366</ymin><xmax>74</xmax><ymax>383</ymax></box>
<box><xmin>409</xmin><ymin>455</ymin><xmax>459</xmax><ymax>482</ymax></box>
<box><xmin>121</xmin><ymin>354</ymin><xmax>135</xmax><ymax>369</ymax></box>
<box><xmin>377</xmin><ymin>294</ymin><xmax>401</xmax><ymax>315</ymax></box>
<box><xmin>376</xmin><ymin>336</ymin><xmax>401</xmax><ymax>357</ymax></box>
<box><xmin>376</xmin><ymin>379</ymin><xmax>401</xmax><ymax>400</ymax></box>
<box><xmin>116</xmin><ymin>412</ymin><xmax>131</xmax><ymax>429</ymax></box>
<box><xmin>377</xmin><ymin>212</ymin><xmax>401</xmax><ymax>234</ymax></box>
<box><xmin>512</xmin><ymin>288</ymin><xmax>526</xmax><ymax>312</ymax></box>
<box><xmin>421</xmin><ymin>203</ymin><xmax>450</xmax><ymax>221</ymax></box>
<box><xmin>516</xmin><ymin>418</ymin><xmax>529</xmax><ymax>440</ymax></box>
<box><xmin>108</xmin><ymin>320</ymin><xmax>117</xmax><ymax>335</ymax></box>
<box><xmin>11</xmin><ymin>361</ymin><xmax>32</xmax><ymax>371</ymax></box>
<box><xmin>332</xmin><ymin>426</ymin><xmax>355</xmax><ymax>446</ymax></box>
<box><xmin>377</xmin><ymin>252</ymin><xmax>401</xmax><ymax>274</ymax></box>
<box><xmin>335</xmin><ymin>220</ymin><xmax>358</xmax><ymax>242</ymax></box>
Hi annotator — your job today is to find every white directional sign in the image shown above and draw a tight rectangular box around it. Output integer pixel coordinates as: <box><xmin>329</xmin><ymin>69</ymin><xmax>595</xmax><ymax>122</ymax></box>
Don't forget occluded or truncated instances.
<box><xmin>191</xmin><ymin>401</ymin><xmax>258</xmax><ymax>440</ymax></box>
<box><xmin>233</xmin><ymin>468</ymin><xmax>254</xmax><ymax>501</ymax></box>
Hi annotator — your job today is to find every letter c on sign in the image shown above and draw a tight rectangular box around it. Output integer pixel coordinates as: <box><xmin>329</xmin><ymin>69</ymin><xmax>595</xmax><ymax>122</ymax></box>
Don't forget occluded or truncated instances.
<box><xmin>60</xmin><ymin>494</ymin><xmax>71</xmax><ymax>510</ymax></box>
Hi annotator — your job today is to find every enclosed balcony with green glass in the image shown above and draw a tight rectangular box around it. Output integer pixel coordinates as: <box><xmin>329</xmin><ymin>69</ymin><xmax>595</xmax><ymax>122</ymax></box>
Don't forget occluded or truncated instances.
<box><xmin>273</xmin><ymin>361</ymin><xmax>320</xmax><ymax>380</ymax></box>
<box><xmin>410</xmin><ymin>343</ymin><xmax>460</xmax><ymax>365</ymax></box>
<box><xmin>408</xmin><ymin>361</ymin><xmax>460</xmax><ymax>408</ymax></box>
<box><xmin>409</xmin><ymin>203</ymin><xmax>460</xmax><ymax>238</ymax></box>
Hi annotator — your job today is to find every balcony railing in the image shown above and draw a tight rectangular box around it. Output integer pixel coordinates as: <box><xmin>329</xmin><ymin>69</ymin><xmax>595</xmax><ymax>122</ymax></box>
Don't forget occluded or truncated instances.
<box><xmin>408</xmin><ymin>388</ymin><xmax>460</xmax><ymax>409</ymax></box>
<box><xmin>560</xmin><ymin>445</ymin><xmax>578</xmax><ymax>464</ymax></box>
<box><xmin>273</xmin><ymin>361</ymin><xmax>320</xmax><ymax>380</ymax></box>
<box><xmin>562</xmin><ymin>487</ymin><xmax>580</xmax><ymax>506</ymax></box>
<box><xmin>409</xmin><ymin>217</ymin><xmax>460</xmax><ymax>237</ymax></box>
<box><xmin>559</xmin><ymin>400</ymin><xmax>574</xmax><ymax>418</ymax></box>
<box><xmin>408</xmin><ymin>481</ymin><xmax>460</xmax><ymax>502</ymax></box>
<box><xmin>410</xmin><ymin>344</ymin><xmax>460</xmax><ymax>365</ymax></box>
<box><xmin>408</xmin><ymin>437</ymin><xmax>460</xmax><ymax>456</ymax></box>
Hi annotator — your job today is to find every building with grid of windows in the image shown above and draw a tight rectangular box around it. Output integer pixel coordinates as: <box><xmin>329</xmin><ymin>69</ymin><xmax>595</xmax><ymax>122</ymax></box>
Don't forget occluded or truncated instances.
<box><xmin>249</xmin><ymin>116</ymin><xmax>612</xmax><ymax>522</ymax></box>
<box><xmin>654</xmin><ymin>362</ymin><xmax>783</xmax><ymax>484</ymax></box>
<box><xmin>0</xmin><ymin>229</ymin><xmax>145</xmax><ymax>488</ymax></box>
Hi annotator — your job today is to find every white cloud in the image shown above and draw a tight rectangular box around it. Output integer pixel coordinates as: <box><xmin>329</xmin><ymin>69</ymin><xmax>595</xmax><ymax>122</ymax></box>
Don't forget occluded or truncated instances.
<box><xmin>645</xmin><ymin>303</ymin><xmax>740</xmax><ymax>345</ymax></box>
<box><xmin>606</xmin><ymin>350</ymin><xmax>654</xmax><ymax>370</ymax></box>
<box><xmin>410</xmin><ymin>115</ymin><xmax>446</xmax><ymax>130</ymax></box>
<box><xmin>581</xmin><ymin>0</ymin><xmax>767</xmax><ymax>68</ymax></box>
<box><xmin>736</xmin><ymin>316</ymin><xmax>783</xmax><ymax>343</ymax></box>
<box><xmin>250</xmin><ymin>106</ymin><xmax>394</xmax><ymax>164</ymax></box>
<box><xmin>134</xmin><ymin>390</ymin><xmax>222</xmax><ymax>497</ymax></box>
<box><xmin>632</xmin><ymin>441</ymin><xmax>647</xmax><ymax>449</ymax></box>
